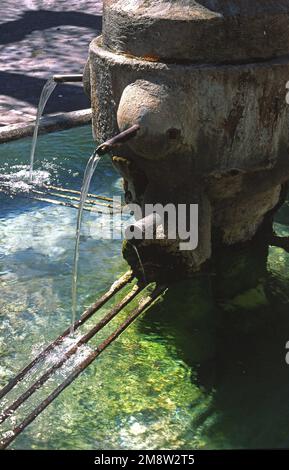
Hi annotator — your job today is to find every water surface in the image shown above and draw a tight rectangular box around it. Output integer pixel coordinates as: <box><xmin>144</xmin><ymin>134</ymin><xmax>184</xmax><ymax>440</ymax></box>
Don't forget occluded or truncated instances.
<box><xmin>1</xmin><ymin>126</ymin><xmax>289</xmax><ymax>449</ymax></box>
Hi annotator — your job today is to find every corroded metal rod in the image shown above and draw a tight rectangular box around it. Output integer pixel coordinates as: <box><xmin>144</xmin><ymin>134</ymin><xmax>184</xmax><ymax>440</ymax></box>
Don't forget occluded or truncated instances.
<box><xmin>29</xmin><ymin>194</ymin><xmax>106</xmax><ymax>214</ymax></box>
<box><xmin>0</xmin><ymin>284</ymin><xmax>166</xmax><ymax>449</ymax></box>
<box><xmin>30</xmin><ymin>189</ymin><xmax>116</xmax><ymax>210</ymax></box>
<box><xmin>0</xmin><ymin>271</ymin><xmax>133</xmax><ymax>401</ymax></box>
<box><xmin>96</xmin><ymin>124</ymin><xmax>140</xmax><ymax>155</ymax></box>
<box><xmin>0</xmin><ymin>285</ymin><xmax>141</xmax><ymax>426</ymax></box>
<box><xmin>125</xmin><ymin>213</ymin><xmax>162</xmax><ymax>239</ymax></box>
<box><xmin>43</xmin><ymin>184</ymin><xmax>114</xmax><ymax>203</ymax></box>
<box><xmin>53</xmin><ymin>74</ymin><xmax>83</xmax><ymax>83</ymax></box>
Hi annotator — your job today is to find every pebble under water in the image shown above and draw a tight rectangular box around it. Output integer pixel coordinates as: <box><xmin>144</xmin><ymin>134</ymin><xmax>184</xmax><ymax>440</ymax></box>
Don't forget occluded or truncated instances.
<box><xmin>1</xmin><ymin>126</ymin><xmax>289</xmax><ymax>449</ymax></box>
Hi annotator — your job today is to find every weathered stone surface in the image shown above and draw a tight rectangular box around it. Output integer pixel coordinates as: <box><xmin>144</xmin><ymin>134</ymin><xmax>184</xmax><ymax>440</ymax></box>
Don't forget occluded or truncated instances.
<box><xmin>90</xmin><ymin>38</ymin><xmax>289</xmax><ymax>173</ymax></box>
<box><xmin>103</xmin><ymin>0</ymin><xmax>289</xmax><ymax>63</ymax></box>
<box><xmin>86</xmin><ymin>2</ymin><xmax>289</xmax><ymax>277</ymax></box>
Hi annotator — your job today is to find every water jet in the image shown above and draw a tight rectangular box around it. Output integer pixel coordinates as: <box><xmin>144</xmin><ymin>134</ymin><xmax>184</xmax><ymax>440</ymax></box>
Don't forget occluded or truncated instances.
<box><xmin>29</xmin><ymin>74</ymin><xmax>84</xmax><ymax>181</ymax></box>
<box><xmin>71</xmin><ymin>124</ymin><xmax>141</xmax><ymax>332</ymax></box>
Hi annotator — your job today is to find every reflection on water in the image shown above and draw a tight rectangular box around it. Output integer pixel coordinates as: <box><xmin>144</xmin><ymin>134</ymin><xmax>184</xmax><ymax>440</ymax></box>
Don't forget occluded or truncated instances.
<box><xmin>1</xmin><ymin>126</ymin><xmax>289</xmax><ymax>449</ymax></box>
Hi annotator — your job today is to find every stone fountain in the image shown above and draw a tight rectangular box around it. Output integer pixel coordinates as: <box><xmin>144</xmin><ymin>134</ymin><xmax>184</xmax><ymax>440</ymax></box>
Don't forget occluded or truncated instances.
<box><xmin>84</xmin><ymin>0</ymin><xmax>289</xmax><ymax>281</ymax></box>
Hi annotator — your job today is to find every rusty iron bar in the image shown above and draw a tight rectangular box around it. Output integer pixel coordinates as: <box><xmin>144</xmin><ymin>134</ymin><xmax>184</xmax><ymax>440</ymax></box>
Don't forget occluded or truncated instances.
<box><xmin>30</xmin><ymin>189</ymin><xmax>117</xmax><ymax>210</ymax></box>
<box><xmin>0</xmin><ymin>284</ymin><xmax>141</xmax><ymax>426</ymax></box>
<box><xmin>0</xmin><ymin>186</ymin><xmax>116</xmax><ymax>214</ymax></box>
<box><xmin>29</xmin><ymin>194</ymin><xmax>112</xmax><ymax>214</ymax></box>
<box><xmin>35</xmin><ymin>190</ymin><xmax>116</xmax><ymax>209</ymax></box>
<box><xmin>43</xmin><ymin>184</ymin><xmax>115</xmax><ymax>203</ymax></box>
<box><xmin>53</xmin><ymin>74</ymin><xmax>83</xmax><ymax>83</ymax></box>
<box><xmin>96</xmin><ymin>124</ymin><xmax>140</xmax><ymax>155</ymax></box>
<box><xmin>0</xmin><ymin>284</ymin><xmax>166</xmax><ymax>450</ymax></box>
<box><xmin>0</xmin><ymin>271</ymin><xmax>133</xmax><ymax>402</ymax></box>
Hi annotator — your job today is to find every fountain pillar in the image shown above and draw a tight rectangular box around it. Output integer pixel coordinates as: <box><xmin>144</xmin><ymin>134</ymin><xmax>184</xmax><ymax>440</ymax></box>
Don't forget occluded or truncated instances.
<box><xmin>85</xmin><ymin>0</ymin><xmax>289</xmax><ymax>280</ymax></box>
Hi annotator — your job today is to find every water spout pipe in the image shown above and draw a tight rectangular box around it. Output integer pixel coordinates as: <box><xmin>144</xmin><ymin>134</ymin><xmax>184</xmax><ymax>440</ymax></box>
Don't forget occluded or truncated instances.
<box><xmin>125</xmin><ymin>213</ymin><xmax>162</xmax><ymax>240</ymax></box>
<box><xmin>96</xmin><ymin>124</ymin><xmax>140</xmax><ymax>155</ymax></box>
<box><xmin>53</xmin><ymin>74</ymin><xmax>83</xmax><ymax>83</ymax></box>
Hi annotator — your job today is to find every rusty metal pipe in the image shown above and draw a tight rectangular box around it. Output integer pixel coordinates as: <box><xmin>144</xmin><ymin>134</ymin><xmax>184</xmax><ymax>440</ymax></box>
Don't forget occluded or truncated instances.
<box><xmin>96</xmin><ymin>124</ymin><xmax>140</xmax><ymax>155</ymax></box>
<box><xmin>0</xmin><ymin>271</ymin><xmax>133</xmax><ymax>401</ymax></box>
<box><xmin>43</xmin><ymin>184</ymin><xmax>115</xmax><ymax>203</ymax></box>
<box><xmin>53</xmin><ymin>74</ymin><xmax>83</xmax><ymax>83</ymax></box>
<box><xmin>0</xmin><ymin>284</ymin><xmax>166</xmax><ymax>450</ymax></box>
<box><xmin>125</xmin><ymin>212</ymin><xmax>162</xmax><ymax>240</ymax></box>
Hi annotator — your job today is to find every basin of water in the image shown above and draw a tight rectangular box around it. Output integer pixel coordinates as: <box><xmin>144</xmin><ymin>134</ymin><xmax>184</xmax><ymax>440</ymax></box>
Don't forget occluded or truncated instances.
<box><xmin>1</xmin><ymin>125</ymin><xmax>289</xmax><ymax>449</ymax></box>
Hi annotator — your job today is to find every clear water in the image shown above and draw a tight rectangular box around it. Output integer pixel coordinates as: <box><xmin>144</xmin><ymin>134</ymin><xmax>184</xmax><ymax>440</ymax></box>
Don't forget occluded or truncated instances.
<box><xmin>1</xmin><ymin>126</ymin><xmax>289</xmax><ymax>449</ymax></box>
<box><xmin>29</xmin><ymin>77</ymin><xmax>57</xmax><ymax>181</ymax></box>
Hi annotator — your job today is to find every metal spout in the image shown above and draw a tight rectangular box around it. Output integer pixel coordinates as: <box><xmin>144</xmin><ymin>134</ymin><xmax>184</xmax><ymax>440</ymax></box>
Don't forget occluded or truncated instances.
<box><xmin>53</xmin><ymin>74</ymin><xmax>83</xmax><ymax>83</ymax></box>
<box><xmin>125</xmin><ymin>213</ymin><xmax>162</xmax><ymax>240</ymax></box>
<box><xmin>96</xmin><ymin>124</ymin><xmax>140</xmax><ymax>156</ymax></box>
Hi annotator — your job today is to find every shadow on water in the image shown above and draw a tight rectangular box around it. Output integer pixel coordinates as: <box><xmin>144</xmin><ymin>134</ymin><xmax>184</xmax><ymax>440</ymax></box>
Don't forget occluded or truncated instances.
<box><xmin>136</xmin><ymin>224</ymin><xmax>289</xmax><ymax>449</ymax></box>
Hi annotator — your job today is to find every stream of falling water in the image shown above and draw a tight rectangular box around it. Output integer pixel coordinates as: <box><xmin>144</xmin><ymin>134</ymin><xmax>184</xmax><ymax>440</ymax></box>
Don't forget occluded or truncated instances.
<box><xmin>128</xmin><ymin>241</ymin><xmax>147</xmax><ymax>285</ymax></box>
<box><xmin>71</xmin><ymin>150</ymin><xmax>101</xmax><ymax>334</ymax></box>
<box><xmin>29</xmin><ymin>77</ymin><xmax>57</xmax><ymax>182</ymax></box>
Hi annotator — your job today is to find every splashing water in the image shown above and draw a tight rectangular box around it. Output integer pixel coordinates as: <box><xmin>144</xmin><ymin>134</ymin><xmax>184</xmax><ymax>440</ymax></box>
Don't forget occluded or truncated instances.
<box><xmin>29</xmin><ymin>77</ymin><xmax>57</xmax><ymax>182</ymax></box>
<box><xmin>71</xmin><ymin>151</ymin><xmax>101</xmax><ymax>334</ymax></box>
<box><xmin>0</xmin><ymin>167</ymin><xmax>50</xmax><ymax>194</ymax></box>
